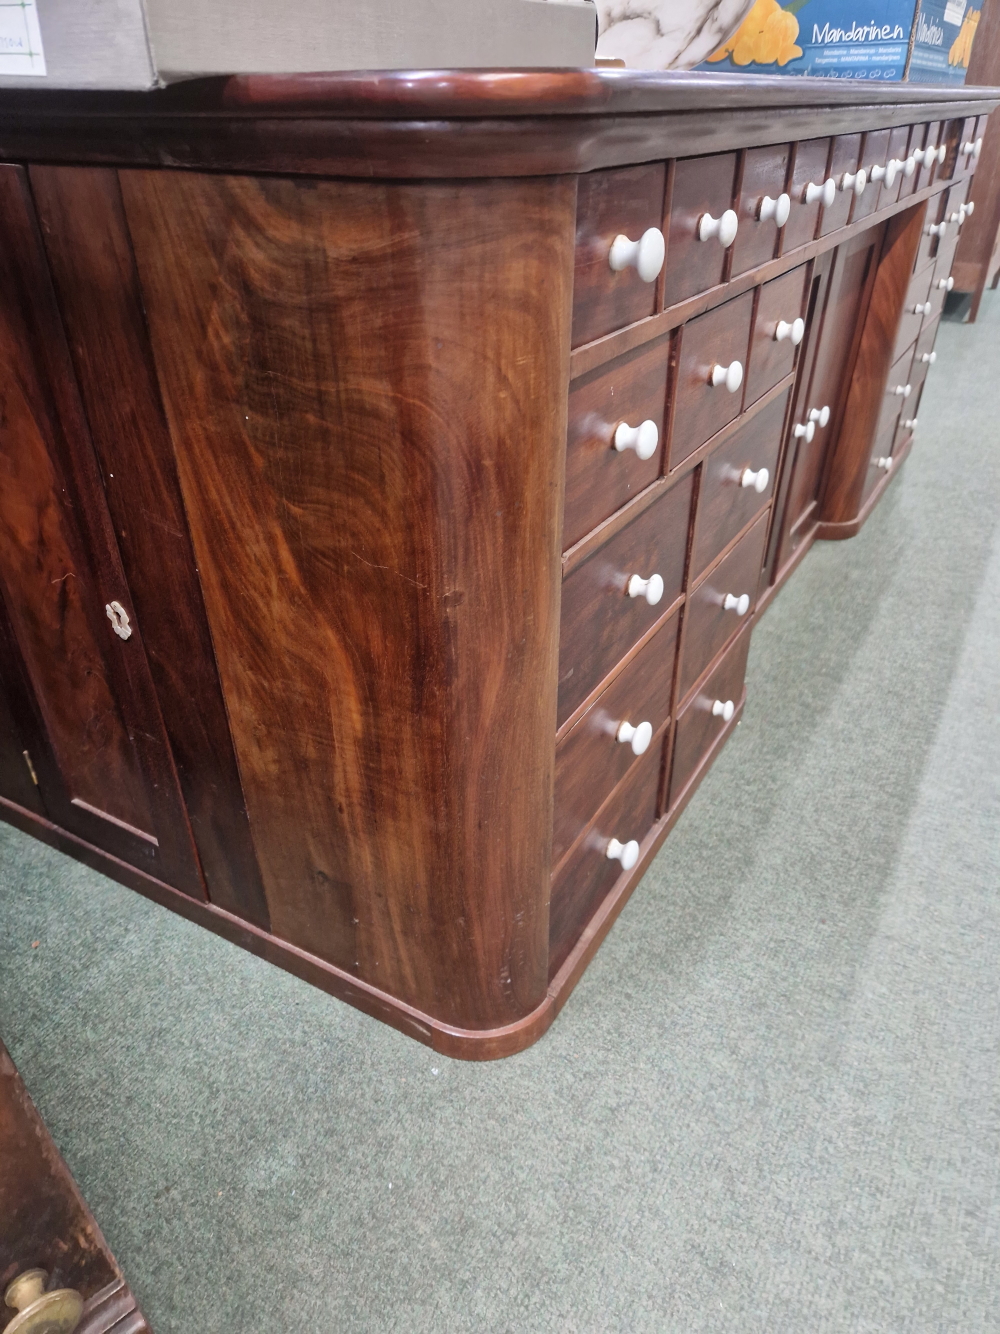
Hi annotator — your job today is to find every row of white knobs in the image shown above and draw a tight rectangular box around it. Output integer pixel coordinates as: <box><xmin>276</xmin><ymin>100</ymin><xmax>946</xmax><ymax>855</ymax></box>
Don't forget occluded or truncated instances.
<box><xmin>926</xmin><ymin>200</ymin><xmax>975</xmax><ymax>239</ymax></box>
<box><xmin>793</xmin><ymin>403</ymin><xmax>831</xmax><ymax>444</ymax></box>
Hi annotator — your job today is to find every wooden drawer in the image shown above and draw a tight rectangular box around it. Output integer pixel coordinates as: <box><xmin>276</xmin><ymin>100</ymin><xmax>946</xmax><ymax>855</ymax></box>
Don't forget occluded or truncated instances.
<box><xmin>914</xmin><ymin>121</ymin><xmax>943</xmax><ymax>191</ymax></box>
<box><xmin>663</xmin><ymin>152</ymin><xmax>739</xmax><ymax>308</ymax></box>
<box><xmin>821</xmin><ymin>134</ymin><xmax>862</xmax><ymax>236</ymax></box>
<box><xmin>691</xmin><ymin>387</ymin><xmax>789</xmax><ymax>581</ymax></box>
<box><xmin>913</xmin><ymin>190</ymin><xmax>947</xmax><ymax>271</ymax></box>
<box><xmin>745</xmin><ymin>265</ymin><xmax>809</xmax><ymax>407</ymax></box>
<box><xmin>893</xmin><ymin>264</ymin><xmax>934</xmax><ymax>362</ymax></box>
<box><xmin>854</xmin><ymin>129</ymin><xmax>890</xmax><ymax>221</ymax></box>
<box><xmin>564</xmin><ymin>336</ymin><xmax>669</xmax><ymax>551</ymax></box>
<box><xmin>861</xmin><ymin>412</ymin><xmax>899</xmax><ymax>507</ymax></box>
<box><xmin>553</xmin><ymin>608</ymin><xmax>678</xmax><ymax>868</ymax></box>
<box><xmin>783</xmin><ymin>138</ymin><xmax>830</xmax><ymax>252</ymax></box>
<box><xmin>668</xmin><ymin>290</ymin><xmax>754</xmax><ymax>470</ymax></box>
<box><xmin>549</xmin><ymin>741</ymin><xmax>662</xmax><ymax>979</ymax></box>
<box><xmin>557</xmin><ymin>471</ymin><xmax>694</xmax><ymax>728</ymax></box>
<box><xmin>678</xmin><ymin>508</ymin><xmax>769</xmax><ymax>702</ymax></box>
<box><xmin>669</xmin><ymin>623</ymin><xmax>752</xmax><ymax>810</ymax></box>
<box><xmin>572</xmin><ymin>163</ymin><xmax>667</xmax><ymax>348</ymax></box>
<box><xmin>898</xmin><ymin>124</ymin><xmax>922</xmax><ymax>200</ymax></box>
<box><xmin>914</xmin><ymin>315</ymin><xmax>940</xmax><ymax>367</ymax></box>
<box><xmin>940</xmin><ymin>115</ymin><xmax>976</xmax><ymax>180</ymax></box>
<box><xmin>876</xmin><ymin>124</ymin><xmax>912</xmax><ymax>208</ymax></box>
<box><xmin>730</xmin><ymin>145</ymin><xmax>790</xmax><ymax>277</ymax></box>
<box><xmin>868</xmin><ymin>343</ymin><xmax>914</xmax><ymax>469</ymax></box>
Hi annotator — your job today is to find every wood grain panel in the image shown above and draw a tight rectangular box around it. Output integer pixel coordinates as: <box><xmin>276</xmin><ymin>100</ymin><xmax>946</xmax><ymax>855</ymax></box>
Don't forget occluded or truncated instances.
<box><xmin>572</xmin><ymin>163</ymin><xmax>665</xmax><ymax>347</ymax></box>
<box><xmin>745</xmin><ymin>264</ymin><xmax>809</xmax><ymax>407</ymax></box>
<box><xmin>663</xmin><ymin>152</ymin><xmax>738</xmax><ymax>307</ymax></box>
<box><xmin>558</xmin><ymin>471</ymin><xmax>693</xmax><ymax>727</ymax></box>
<box><xmin>730</xmin><ymin>144</ymin><xmax>790</xmax><ymax>276</ymax></box>
<box><xmin>29</xmin><ymin>164</ymin><xmax>270</xmax><ymax>928</ymax></box>
<box><xmin>669</xmin><ymin>622</ymin><xmax>751</xmax><ymax>809</ymax></box>
<box><xmin>122</xmin><ymin>169</ymin><xmax>575</xmax><ymax>1029</ymax></box>
<box><xmin>564</xmin><ymin>335</ymin><xmax>669</xmax><ymax>551</ymax></box>
<box><xmin>668</xmin><ymin>291</ymin><xmax>754</xmax><ymax>469</ymax></box>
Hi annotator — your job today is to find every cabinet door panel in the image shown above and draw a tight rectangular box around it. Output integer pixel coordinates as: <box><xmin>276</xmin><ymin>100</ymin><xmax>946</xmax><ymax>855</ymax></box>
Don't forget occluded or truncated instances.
<box><xmin>0</xmin><ymin>164</ymin><xmax>203</xmax><ymax>895</ymax></box>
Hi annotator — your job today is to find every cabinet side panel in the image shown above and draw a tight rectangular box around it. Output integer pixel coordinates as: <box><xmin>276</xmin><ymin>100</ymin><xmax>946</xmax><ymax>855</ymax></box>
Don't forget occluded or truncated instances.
<box><xmin>28</xmin><ymin>165</ymin><xmax>270</xmax><ymax>930</ymax></box>
<box><xmin>121</xmin><ymin>170</ymin><xmax>573</xmax><ymax>1028</ymax></box>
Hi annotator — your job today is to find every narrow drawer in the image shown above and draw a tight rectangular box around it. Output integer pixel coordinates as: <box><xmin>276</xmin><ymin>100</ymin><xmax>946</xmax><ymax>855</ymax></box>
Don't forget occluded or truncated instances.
<box><xmin>557</xmin><ymin>470</ymin><xmax>694</xmax><ymax>729</ymax></box>
<box><xmin>872</xmin><ymin>344</ymin><xmax>915</xmax><ymax>450</ymax></box>
<box><xmin>876</xmin><ymin>124</ymin><xmax>912</xmax><ymax>208</ymax></box>
<box><xmin>678</xmin><ymin>508</ymin><xmax>769</xmax><ymax>703</ymax></box>
<box><xmin>941</xmin><ymin>115</ymin><xmax>976</xmax><ymax>180</ymax></box>
<box><xmin>572</xmin><ymin>163</ymin><xmax>667</xmax><ymax>348</ymax></box>
<box><xmin>564</xmin><ymin>337</ymin><xmax>669</xmax><ymax>551</ymax></box>
<box><xmin>898</xmin><ymin>125</ymin><xmax>922</xmax><ymax>200</ymax></box>
<box><xmin>784</xmin><ymin>138</ymin><xmax>831</xmax><ymax>251</ymax></box>
<box><xmin>663</xmin><ymin>152</ymin><xmax>739</xmax><ymax>308</ymax></box>
<box><xmin>745</xmin><ymin>265</ymin><xmax>809</xmax><ymax>407</ymax></box>
<box><xmin>668</xmin><ymin>290</ymin><xmax>754</xmax><ymax>470</ymax></box>
<box><xmin>553</xmin><ymin>609</ymin><xmax>678</xmax><ymax>868</ymax></box>
<box><xmin>914</xmin><ymin>189</ymin><xmax>949</xmax><ymax>272</ymax></box>
<box><xmin>914</xmin><ymin>315</ymin><xmax>940</xmax><ymax>367</ymax></box>
<box><xmin>862</xmin><ymin>412</ymin><xmax>899</xmax><ymax>507</ymax></box>
<box><xmin>669</xmin><ymin>623</ymin><xmax>752</xmax><ymax>810</ymax></box>
<box><xmin>549</xmin><ymin>742</ymin><xmax>662</xmax><ymax>979</ymax></box>
<box><xmin>821</xmin><ymin>134</ymin><xmax>863</xmax><ymax>235</ymax></box>
<box><xmin>914</xmin><ymin>121</ymin><xmax>943</xmax><ymax>190</ymax></box>
<box><xmin>854</xmin><ymin>129</ymin><xmax>890</xmax><ymax>221</ymax></box>
<box><xmin>893</xmin><ymin>265</ymin><xmax>934</xmax><ymax>362</ymax></box>
<box><xmin>691</xmin><ymin>387</ymin><xmax>789</xmax><ymax>581</ymax></box>
<box><xmin>731</xmin><ymin>145</ymin><xmax>790</xmax><ymax>277</ymax></box>
<box><xmin>933</xmin><ymin>178</ymin><xmax>971</xmax><ymax>275</ymax></box>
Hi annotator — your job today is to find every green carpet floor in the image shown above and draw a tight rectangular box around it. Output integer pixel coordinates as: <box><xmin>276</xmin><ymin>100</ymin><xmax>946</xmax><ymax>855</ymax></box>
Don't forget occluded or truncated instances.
<box><xmin>2</xmin><ymin>294</ymin><xmax>999</xmax><ymax>1333</ymax></box>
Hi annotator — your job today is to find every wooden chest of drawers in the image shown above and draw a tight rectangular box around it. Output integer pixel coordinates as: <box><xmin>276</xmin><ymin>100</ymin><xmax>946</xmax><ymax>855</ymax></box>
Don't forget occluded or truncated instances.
<box><xmin>0</xmin><ymin>72</ymin><xmax>995</xmax><ymax>1059</ymax></box>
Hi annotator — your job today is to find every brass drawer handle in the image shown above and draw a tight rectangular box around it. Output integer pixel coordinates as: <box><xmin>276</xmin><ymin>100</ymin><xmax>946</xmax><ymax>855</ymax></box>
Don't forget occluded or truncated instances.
<box><xmin>4</xmin><ymin>1269</ymin><xmax>83</xmax><ymax>1334</ymax></box>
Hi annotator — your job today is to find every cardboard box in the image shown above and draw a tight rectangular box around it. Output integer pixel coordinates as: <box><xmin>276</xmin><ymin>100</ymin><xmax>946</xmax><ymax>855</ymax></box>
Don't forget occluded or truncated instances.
<box><xmin>907</xmin><ymin>0</ymin><xmax>981</xmax><ymax>83</ymax></box>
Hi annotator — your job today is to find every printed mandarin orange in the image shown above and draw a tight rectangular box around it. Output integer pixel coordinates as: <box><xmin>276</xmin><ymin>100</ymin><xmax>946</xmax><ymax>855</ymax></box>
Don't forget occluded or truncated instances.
<box><xmin>708</xmin><ymin>0</ymin><xmax>802</xmax><ymax>67</ymax></box>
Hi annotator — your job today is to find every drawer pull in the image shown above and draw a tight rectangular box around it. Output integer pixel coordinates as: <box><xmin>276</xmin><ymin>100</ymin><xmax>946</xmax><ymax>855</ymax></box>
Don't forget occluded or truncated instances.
<box><xmin>803</xmin><ymin>178</ymin><xmax>836</xmax><ymax>208</ymax></box>
<box><xmin>948</xmin><ymin>208</ymin><xmax>968</xmax><ymax>225</ymax></box>
<box><xmin>937</xmin><ymin>276</ymin><xmax>955</xmax><ymax>291</ymax></box>
<box><xmin>872</xmin><ymin>159</ymin><xmax>905</xmax><ymax>188</ymax></box>
<box><xmin>774</xmin><ymin>317</ymin><xmax>805</xmax><ymax>345</ymax></box>
<box><xmin>711</xmin><ymin>698</ymin><xmax>735</xmax><ymax>722</ymax></box>
<box><xmin>892</xmin><ymin>382</ymin><xmax>912</xmax><ymax>397</ymax></box>
<box><xmin>710</xmin><ymin>359</ymin><xmax>744</xmax><ymax>393</ymax></box>
<box><xmin>902</xmin><ymin>417</ymin><xmax>918</xmax><ymax>430</ymax></box>
<box><xmin>616</xmin><ymin>719</ymin><xmax>653</xmax><ymax>755</ymax></box>
<box><xmin>614</xmin><ymin>419</ymin><xmax>659</xmax><ymax>461</ymax></box>
<box><xmin>606</xmin><ymin>837</ymin><xmax>640</xmax><ymax>870</ymax></box>
<box><xmin>793</xmin><ymin>420</ymin><xmax>815</xmax><ymax>443</ymax></box>
<box><xmin>920</xmin><ymin>351</ymin><xmax>937</xmax><ymax>365</ymax></box>
<box><xmin>902</xmin><ymin>155</ymin><xmax>917</xmax><ymax>178</ymax></box>
<box><xmin>913</xmin><ymin>144</ymin><xmax>938</xmax><ymax>165</ymax></box>
<box><xmin>740</xmin><ymin>466</ymin><xmax>770</xmax><ymax>494</ymax></box>
<box><xmin>723</xmin><ymin>592</ymin><xmax>750</xmax><ymax>616</ymax></box>
<box><xmin>627</xmin><ymin>572</ymin><xmax>664</xmax><ymax>605</ymax></box>
<box><xmin>840</xmin><ymin>168</ymin><xmax>867</xmax><ymax>196</ymax></box>
<box><xmin>609</xmin><ymin>227</ymin><xmax>666</xmax><ymax>283</ymax></box>
<box><xmin>3</xmin><ymin>1269</ymin><xmax>84</xmax><ymax>1334</ymax></box>
<box><xmin>938</xmin><ymin>144</ymin><xmax>948</xmax><ymax>164</ymax></box>
<box><xmin>925</xmin><ymin>220</ymin><xmax>948</xmax><ymax>238</ymax></box>
<box><xmin>697</xmin><ymin>209</ymin><xmax>739</xmax><ymax>248</ymax></box>
<box><xmin>875</xmin><ymin>456</ymin><xmax>893</xmax><ymax>471</ymax></box>
<box><xmin>758</xmin><ymin>193</ymin><xmax>791</xmax><ymax>227</ymax></box>
<box><xmin>808</xmin><ymin>404</ymin><xmax>831</xmax><ymax>427</ymax></box>
<box><xmin>910</xmin><ymin>301</ymin><xmax>931</xmax><ymax>315</ymax></box>
<box><xmin>105</xmin><ymin>600</ymin><xmax>132</xmax><ymax>641</ymax></box>
<box><xmin>962</xmin><ymin>137</ymin><xmax>983</xmax><ymax>160</ymax></box>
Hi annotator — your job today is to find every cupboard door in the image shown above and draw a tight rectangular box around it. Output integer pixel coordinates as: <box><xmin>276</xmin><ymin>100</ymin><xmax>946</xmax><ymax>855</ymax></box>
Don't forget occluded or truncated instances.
<box><xmin>0</xmin><ymin>164</ymin><xmax>204</xmax><ymax>896</ymax></box>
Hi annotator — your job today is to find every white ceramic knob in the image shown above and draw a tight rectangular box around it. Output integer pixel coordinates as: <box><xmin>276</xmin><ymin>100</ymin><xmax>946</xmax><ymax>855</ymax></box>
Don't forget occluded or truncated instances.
<box><xmin>698</xmin><ymin>209</ymin><xmax>739</xmax><ymax>247</ymax></box>
<box><xmin>920</xmin><ymin>351</ymin><xmax>937</xmax><ymax>365</ymax></box>
<box><xmin>892</xmin><ymin>383</ymin><xmax>912</xmax><ymax>397</ymax></box>
<box><xmin>808</xmin><ymin>404</ymin><xmax>831</xmax><ymax>427</ymax></box>
<box><xmin>949</xmin><ymin>210</ymin><xmax>963</xmax><ymax>224</ymax></box>
<box><xmin>774</xmin><ymin>317</ymin><xmax>805</xmax><ymax>345</ymax></box>
<box><xmin>925</xmin><ymin>221</ymin><xmax>947</xmax><ymax>238</ymax></box>
<box><xmin>712</xmin><ymin>698</ymin><xmax>735</xmax><ymax>722</ymax></box>
<box><xmin>870</xmin><ymin>162</ymin><xmax>888</xmax><ymax>185</ymax></box>
<box><xmin>741</xmin><ymin>466</ymin><xmax>769</xmax><ymax>493</ymax></box>
<box><xmin>937</xmin><ymin>144</ymin><xmax>947</xmax><ymax>164</ymax></box>
<box><xmin>609</xmin><ymin>227</ymin><xmax>665</xmax><ymax>283</ymax></box>
<box><xmin>936</xmin><ymin>276</ymin><xmax>955</xmax><ymax>291</ymax></box>
<box><xmin>840</xmin><ymin>168</ymin><xmax>866</xmax><ymax>197</ymax></box>
<box><xmin>627</xmin><ymin>572</ymin><xmax>664</xmax><ymax>605</ymax></box>
<box><xmin>793</xmin><ymin>420</ymin><xmax>815</xmax><ymax>443</ymax></box>
<box><xmin>617</xmin><ymin>719</ymin><xmax>653</xmax><ymax>755</ymax></box>
<box><xmin>875</xmin><ymin>456</ymin><xmax>893</xmax><ymax>471</ymax></box>
<box><xmin>914</xmin><ymin>143</ymin><xmax>937</xmax><ymax>164</ymax></box>
<box><xmin>758</xmin><ymin>193</ymin><xmax>791</xmax><ymax>227</ymax></box>
<box><xmin>902</xmin><ymin>155</ymin><xmax>916</xmax><ymax>178</ymax></box>
<box><xmin>723</xmin><ymin>592</ymin><xmax>750</xmax><ymax>616</ymax></box>
<box><xmin>805</xmin><ymin>178</ymin><xmax>836</xmax><ymax>208</ymax></box>
<box><xmin>902</xmin><ymin>417</ymin><xmax>918</xmax><ymax>430</ymax></box>
<box><xmin>974</xmin><ymin>137</ymin><xmax>983</xmax><ymax>160</ymax></box>
<box><xmin>962</xmin><ymin>138</ymin><xmax>982</xmax><ymax>159</ymax></box>
<box><xmin>607</xmin><ymin>837</ymin><xmax>639</xmax><ymax>870</ymax></box>
<box><xmin>710</xmin><ymin>360</ymin><xmax>744</xmax><ymax>393</ymax></box>
<box><xmin>910</xmin><ymin>301</ymin><xmax>931</xmax><ymax>315</ymax></box>
<box><xmin>963</xmin><ymin>200</ymin><xmax>975</xmax><ymax>217</ymax></box>
<box><xmin>614</xmin><ymin>419</ymin><xmax>659</xmax><ymax>461</ymax></box>
<box><xmin>874</xmin><ymin>159</ymin><xmax>902</xmax><ymax>187</ymax></box>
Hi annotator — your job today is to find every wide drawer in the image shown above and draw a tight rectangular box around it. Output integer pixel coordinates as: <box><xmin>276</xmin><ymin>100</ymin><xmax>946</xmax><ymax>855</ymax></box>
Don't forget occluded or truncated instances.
<box><xmin>557</xmin><ymin>470</ymin><xmax>694</xmax><ymax>728</ymax></box>
<box><xmin>553</xmin><ymin>608</ymin><xmax>678</xmax><ymax>868</ymax></box>
<box><xmin>668</xmin><ymin>290</ymin><xmax>754</xmax><ymax>470</ymax></box>
<box><xmin>549</xmin><ymin>742</ymin><xmax>662</xmax><ymax>980</ymax></box>
<box><xmin>745</xmin><ymin>265</ymin><xmax>809</xmax><ymax>407</ymax></box>
<box><xmin>564</xmin><ymin>336</ymin><xmax>669</xmax><ymax>551</ymax></box>
<box><xmin>668</xmin><ymin>623</ymin><xmax>752</xmax><ymax>810</ymax></box>
<box><xmin>690</xmin><ymin>387</ymin><xmax>789</xmax><ymax>581</ymax></box>
<box><xmin>663</xmin><ymin>152</ymin><xmax>739</xmax><ymax>308</ymax></box>
<box><xmin>678</xmin><ymin>508</ymin><xmax>769</xmax><ymax>703</ymax></box>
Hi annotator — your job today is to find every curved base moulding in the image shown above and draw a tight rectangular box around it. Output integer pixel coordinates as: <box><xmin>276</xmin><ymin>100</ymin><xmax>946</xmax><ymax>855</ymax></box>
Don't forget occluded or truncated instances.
<box><xmin>816</xmin><ymin>434</ymin><xmax>912</xmax><ymax>541</ymax></box>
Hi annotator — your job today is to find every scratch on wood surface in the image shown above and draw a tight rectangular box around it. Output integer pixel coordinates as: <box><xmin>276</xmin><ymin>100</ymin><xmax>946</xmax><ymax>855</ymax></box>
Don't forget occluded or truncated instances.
<box><xmin>349</xmin><ymin>550</ymin><xmax>428</xmax><ymax>590</ymax></box>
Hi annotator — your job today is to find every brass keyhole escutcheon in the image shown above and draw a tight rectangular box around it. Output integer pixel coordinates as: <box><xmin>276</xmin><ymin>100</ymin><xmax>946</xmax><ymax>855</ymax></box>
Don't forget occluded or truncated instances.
<box><xmin>3</xmin><ymin>1268</ymin><xmax>84</xmax><ymax>1334</ymax></box>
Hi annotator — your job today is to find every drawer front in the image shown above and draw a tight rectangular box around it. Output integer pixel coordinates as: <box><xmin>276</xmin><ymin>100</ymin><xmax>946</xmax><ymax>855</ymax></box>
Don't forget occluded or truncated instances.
<box><xmin>854</xmin><ymin>129</ymin><xmax>890</xmax><ymax>221</ymax></box>
<box><xmin>784</xmin><ymin>138</ymin><xmax>831</xmax><ymax>251</ymax></box>
<box><xmin>915</xmin><ymin>121</ymin><xmax>942</xmax><ymax>191</ymax></box>
<box><xmin>668</xmin><ymin>290</ymin><xmax>754</xmax><ymax>469</ymax></box>
<box><xmin>914</xmin><ymin>315</ymin><xmax>940</xmax><ymax>366</ymax></box>
<box><xmin>898</xmin><ymin>124</ymin><xmax>922</xmax><ymax>200</ymax></box>
<box><xmin>933</xmin><ymin>178</ymin><xmax>971</xmax><ymax>274</ymax></box>
<box><xmin>669</xmin><ymin>623</ymin><xmax>752</xmax><ymax>810</ymax></box>
<box><xmin>821</xmin><ymin>134</ymin><xmax>862</xmax><ymax>235</ymax></box>
<box><xmin>691</xmin><ymin>387</ymin><xmax>789</xmax><ymax>580</ymax></box>
<box><xmin>558</xmin><ymin>470</ymin><xmax>694</xmax><ymax>728</ymax></box>
<box><xmin>663</xmin><ymin>152</ymin><xmax>739</xmax><ymax>308</ymax></box>
<box><xmin>731</xmin><ymin>145</ymin><xmax>790</xmax><ymax>276</ymax></box>
<box><xmin>549</xmin><ymin>742</ymin><xmax>662</xmax><ymax>979</ymax></box>
<box><xmin>553</xmin><ymin>609</ymin><xmax>678</xmax><ymax>868</ymax></box>
<box><xmin>564</xmin><ymin>337</ymin><xmax>669</xmax><ymax>551</ymax></box>
<box><xmin>877</xmin><ymin>124</ymin><xmax>912</xmax><ymax>208</ymax></box>
<box><xmin>746</xmin><ymin>265</ymin><xmax>809</xmax><ymax>407</ymax></box>
<box><xmin>678</xmin><ymin>509</ymin><xmax>769</xmax><ymax>702</ymax></box>
<box><xmin>914</xmin><ymin>190</ymin><xmax>947</xmax><ymax>271</ymax></box>
<box><xmin>893</xmin><ymin>264</ymin><xmax>934</xmax><ymax>361</ymax></box>
<box><xmin>572</xmin><ymin>163</ymin><xmax>667</xmax><ymax>348</ymax></box>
